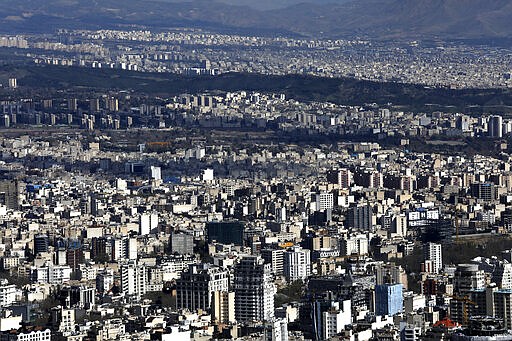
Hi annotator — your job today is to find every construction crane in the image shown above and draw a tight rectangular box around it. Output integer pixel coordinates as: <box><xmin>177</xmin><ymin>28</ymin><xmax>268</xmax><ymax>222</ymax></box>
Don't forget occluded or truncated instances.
<box><xmin>455</xmin><ymin>212</ymin><xmax>460</xmax><ymax>242</ymax></box>
<box><xmin>450</xmin><ymin>295</ymin><xmax>477</xmax><ymax>325</ymax></box>
<box><xmin>449</xmin><ymin>205</ymin><xmax>463</xmax><ymax>242</ymax></box>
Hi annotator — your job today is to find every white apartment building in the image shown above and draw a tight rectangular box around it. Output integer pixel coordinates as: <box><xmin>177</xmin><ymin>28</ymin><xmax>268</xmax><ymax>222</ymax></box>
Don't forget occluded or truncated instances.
<box><xmin>283</xmin><ymin>246</ymin><xmax>311</xmax><ymax>282</ymax></box>
<box><xmin>316</xmin><ymin>192</ymin><xmax>334</xmax><ymax>211</ymax></box>
<box><xmin>261</xmin><ymin>249</ymin><xmax>284</xmax><ymax>276</ymax></box>
<box><xmin>321</xmin><ymin>300</ymin><xmax>352</xmax><ymax>340</ymax></box>
<box><xmin>30</xmin><ymin>264</ymin><xmax>71</xmax><ymax>285</ymax></box>
<box><xmin>424</xmin><ymin>243</ymin><xmax>443</xmax><ymax>274</ymax></box>
<box><xmin>120</xmin><ymin>261</ymin><xmax>147</xmax><ymax>298</ymax></box>
<box><xmin>0</xmin><ymin>280</ymin><xmax>20</xmax><ymax>307</ymax></box>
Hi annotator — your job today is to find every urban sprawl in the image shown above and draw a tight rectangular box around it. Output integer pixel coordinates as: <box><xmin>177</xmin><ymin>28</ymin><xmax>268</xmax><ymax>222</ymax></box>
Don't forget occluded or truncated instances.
<box><xmin>0</xmin><ymin>27</ymin><xmax>511</xmax><ymax>341</ymax></box>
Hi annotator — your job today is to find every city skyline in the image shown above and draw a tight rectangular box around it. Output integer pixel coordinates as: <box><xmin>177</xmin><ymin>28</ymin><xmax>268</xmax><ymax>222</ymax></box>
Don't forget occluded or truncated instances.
<box><xmin>0</xmin><ymin>1</ymin><xmax>511</xmax><ymax>341</ymax></box>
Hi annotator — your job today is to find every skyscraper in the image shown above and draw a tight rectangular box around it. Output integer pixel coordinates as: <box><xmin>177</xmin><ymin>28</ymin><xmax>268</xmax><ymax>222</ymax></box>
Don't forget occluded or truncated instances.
<box><xmin>234</xmin><ymin>256</ymin><xmax>275</xmax><ymax>322</ymax></box>
<box><xmin>375</xmin><ymin>284</ymin><xmax>403</xmax><ymax>316</ymax></box>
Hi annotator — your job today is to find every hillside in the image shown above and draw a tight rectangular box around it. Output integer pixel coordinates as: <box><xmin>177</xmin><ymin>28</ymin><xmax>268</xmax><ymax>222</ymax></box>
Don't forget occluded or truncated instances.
<box><xmin>0</xmin><ymin>0</ymin><xmax>511</xmax><ymax>40</ymax></box>
<box><xmin>2</xmin><ymin>64</ymin><xmax>512</xmax><ymax>113</ymax></box>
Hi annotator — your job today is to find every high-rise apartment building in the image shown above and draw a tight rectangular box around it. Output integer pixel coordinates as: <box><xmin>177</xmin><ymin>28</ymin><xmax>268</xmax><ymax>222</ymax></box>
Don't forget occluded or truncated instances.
<box><xmin>327</xmin><ymin>168</ymin><xmax>351</xmax><ymax>189</ymax></box>
<box><xmin>391</xmin><ymin>214</ymin><xmax>408</xmax><ymax>237</ymax></box>
<box><xmin>423</xmin><ymin>243</ymin><xmax>443</xmax><ymax>274</ymax></box>
<box><xmin>113</xmin><ymin>237</ymin><xmax>137</xmax><ymax>261</ymax></box>
<box><xmin>493</xmin><ymin>263</ymin><xmax>512</xmax><ymax>289</ymax></box>
<box><xmin>234</xmin><ymin>256</ymin><xmax>275</xmax><ymax>322</ymax></box>
<box><xmin>340</xmin><ymin>234</ymin><xmax>369</xmax><ymax>256</ymax></box>
<box><xmin>211</xmin><ymin>291</ymin><xmax>235</xmax><ymax>325</ymax></box>
<box><xmin>261</xmin><ymin>249</ymin><xmax>284</xmax><ymax>276</ymax></box>
<box><xmin>170</xmin><ymin>233</ymin><xmax>194</xmax><ymax>255</ymax></box>
<box><xmin>453</xmin><ymin>264</ymin><xmax>485</xmax><ymax>295</ymax></box>
<box><xmin>353</xmin><ymin>170</ymin><xmax>383</xmax><ymax>188</ymax></box>
<box><xmin>315</xmin><ymin>192</ymin><xmax>334</xmax><ymax>211</ymax></box>
<box><xmin>347</xmin><ymin>204</ymin><xmax>374</xmax><ymax>230</ymax></box>
<box><xmin>283</xmin><ymin>246</ymin><xmax>311</xmax><ymax>282</ymax></box>
<box><xmin>264</xmin><ymin>318</ymin><xmax>289</xmax><ymax>341</ymax></box>
<box><xmin>34</xmin><ymin>234</ymin><xmax>50</xmax><ymax>255</ymax></box>
<box><xmin>176</xmin><ymin>264</ymin><xmax>229</xmax><ymax>312</ymax></box>
<box><xmin>89</xmin><ymin>98</ymin><xmax>100</xmax><ymax>112</ymax></box>
<box><xmin>8</xmin><ymin>78</ymin><xmax>17</xmax><ymax>89</ymax></box>
<box><xmin>489</xmin><ymin>115</ymin><xmax>503</xmax><ymax>138</ymax></box>
<box><xmin>0</xmin><ymin>180</ymin><xmax>19</xmax><ymax>210</ymax></box>
<box><xmin>120</xmin><ymin>261</ymin><xmax>147</xmax><ymax>298</ymax></box>
<box><xmin>470</xmin><ymin>182</ymin><xmax>497</xmax><ymax>202</ymax></box>
<box><xmin>375</xmin><ymin>284</ymin><xmax>403</xmax><ymax>316</ymax></box>
<box><xmin>67</xmin><ymin>98</ymin><xmax>77</xmax><ymax>112</ymax></box>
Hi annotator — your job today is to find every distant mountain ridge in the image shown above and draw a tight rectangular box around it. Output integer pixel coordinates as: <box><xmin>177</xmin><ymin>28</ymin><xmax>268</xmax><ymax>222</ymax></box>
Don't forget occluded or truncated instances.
<box><xmin>157</xmin><ymin>0</ymin><xmax>351</xmax><ymax>10</ymax></box>
<box><xmin>0</xmin><ymin>0</ymin><xmax>511</xmax><ymax>40</ymax></box>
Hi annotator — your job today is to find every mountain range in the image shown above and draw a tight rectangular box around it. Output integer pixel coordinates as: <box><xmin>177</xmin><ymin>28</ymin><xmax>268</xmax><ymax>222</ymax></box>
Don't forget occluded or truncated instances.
<box><xmin>1</xmin><ymin>0</ymin><xmax>511</xmax><ymax>40</ymax></box>
<box><xmin>163</xmin><ymin>0</ymin><xmax>352</xmax><ymax>10</ymax></box>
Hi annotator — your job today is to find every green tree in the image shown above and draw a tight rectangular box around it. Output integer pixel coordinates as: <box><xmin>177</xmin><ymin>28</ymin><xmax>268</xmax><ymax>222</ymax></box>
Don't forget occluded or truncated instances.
<box><xmin>275</xmin><ymin>280</ymin><xmax>304</xmax><ymax>307</ymax></box>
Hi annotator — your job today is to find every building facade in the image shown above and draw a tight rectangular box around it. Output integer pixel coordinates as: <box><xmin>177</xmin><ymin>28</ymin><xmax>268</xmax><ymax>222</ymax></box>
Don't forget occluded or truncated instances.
<box><xmin>234</xmin><ymin>256</ymin><xmax>276</xmax><ymax>322</ymax></box>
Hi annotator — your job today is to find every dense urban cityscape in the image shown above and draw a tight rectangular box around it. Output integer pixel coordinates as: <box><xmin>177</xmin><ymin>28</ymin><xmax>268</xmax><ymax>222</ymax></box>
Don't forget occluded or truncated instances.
<box><xmin>1</xmin><ymin>1</ymin><xmax>512</xmax><ymax>341</ymax></box>
<box><xmin>2</xmin><ymin>29</ymin><xmax>512</xmax><ymax>88</ymax></box>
